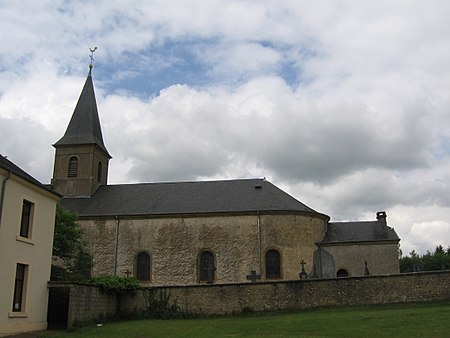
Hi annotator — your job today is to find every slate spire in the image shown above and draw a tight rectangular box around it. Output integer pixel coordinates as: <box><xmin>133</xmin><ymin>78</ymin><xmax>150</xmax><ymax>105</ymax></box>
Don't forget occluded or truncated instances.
<box><xmin>54</xmin><ymin>68</ymin><xmax>111</xmax><ymax>158</ymax></box>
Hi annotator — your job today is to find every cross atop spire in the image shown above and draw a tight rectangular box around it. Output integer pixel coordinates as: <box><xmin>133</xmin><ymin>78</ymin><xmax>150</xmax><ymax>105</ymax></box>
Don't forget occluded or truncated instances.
<box><xmin>89</xmin><ymin>46</ymin><xmax>97</xmax><ymax>71</ymax></box>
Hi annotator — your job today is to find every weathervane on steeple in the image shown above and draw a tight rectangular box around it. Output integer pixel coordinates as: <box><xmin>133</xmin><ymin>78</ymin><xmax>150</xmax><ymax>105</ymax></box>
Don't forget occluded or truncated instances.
<box><xmin>89</xmin><ymin>46</ymin><xmax>98</xmax><ymax>70</ymax></box>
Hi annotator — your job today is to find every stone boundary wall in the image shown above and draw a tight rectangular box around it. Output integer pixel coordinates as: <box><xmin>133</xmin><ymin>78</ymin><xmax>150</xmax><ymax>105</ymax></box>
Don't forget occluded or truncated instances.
<box><xmin>121</xmin><ymin>271</ymin><xmax>450</xmax><ymax>315</ymax></box>
<box><xmin>48</xmin><ymin>282</ymin><xmax>117</xmax><ymax>328</ymax></box>
<box><xmin>49</xmin><ymin>271</ymin><xmax>450</xmax><ymax>327</ymax></box>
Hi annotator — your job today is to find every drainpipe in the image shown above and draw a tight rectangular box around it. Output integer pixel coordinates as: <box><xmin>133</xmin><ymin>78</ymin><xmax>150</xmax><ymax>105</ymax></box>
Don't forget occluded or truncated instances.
<box><xmin>114</xmin><ymin>215</ymin><xmax>120</xmax><ymax>276</ymax></box>
<box><xmin>0</xmin><ymin>171</ymin><xmax>11</xmax><ymax>228</ymax></box>
<box><xmin>317</xmin><ymin>243</ymin><xmax>323</xmax><ymax>277</ymax></box>
<box><xmin>257</xmin><ymin>211</ymin><xmax>262</xmax><ymax>275</ymax></box>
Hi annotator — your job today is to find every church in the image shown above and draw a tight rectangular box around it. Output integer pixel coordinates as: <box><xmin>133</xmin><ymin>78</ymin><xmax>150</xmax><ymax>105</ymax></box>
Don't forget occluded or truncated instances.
<box><xmin>52</xmin><ymin>65</ymin><xmax>400</xmax><ymax>285</ymax></box>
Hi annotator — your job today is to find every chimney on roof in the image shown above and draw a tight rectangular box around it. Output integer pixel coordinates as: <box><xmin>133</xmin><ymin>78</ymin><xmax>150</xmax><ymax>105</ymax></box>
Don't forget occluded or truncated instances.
<box><xmin>376</xmin><ymin>211</ymin><xmax>387</xmax><ymax>226</ymax></box>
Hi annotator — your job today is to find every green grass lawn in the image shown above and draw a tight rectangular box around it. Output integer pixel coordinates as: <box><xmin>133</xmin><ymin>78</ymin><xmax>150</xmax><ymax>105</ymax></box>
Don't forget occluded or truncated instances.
<box><xmin>44</xmin><ymin>301</ymin><xmax>450</xmax><ymax>338</ymax></box>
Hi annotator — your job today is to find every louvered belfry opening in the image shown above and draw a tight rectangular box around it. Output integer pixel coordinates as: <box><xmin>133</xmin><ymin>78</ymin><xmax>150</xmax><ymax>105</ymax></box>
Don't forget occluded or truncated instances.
<box><xmin>68</xmin><ymin>156</ymin><xmax>78</xmax><ymax>178</ymax></box>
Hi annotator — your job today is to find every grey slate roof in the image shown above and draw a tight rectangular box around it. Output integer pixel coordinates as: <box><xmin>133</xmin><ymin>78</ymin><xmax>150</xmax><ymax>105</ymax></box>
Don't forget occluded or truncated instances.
<box><xmin>0</xmin><ymin>155</ymin><xmax>59</xmax><ymax>196</ymax></box>
<box><xmin>319</xmin><ymin>220</ymin><xmax>400</xmax><ymax>244</ymax></box>
<box><xmin>60</xmin><ymin>178</ymin><xmax>327</xmax><ymax>218</ymax></box>
<box><xmin>54</xmin><ymin>70</ymin><xmax>111</xmax><ymax>158</ymax></box>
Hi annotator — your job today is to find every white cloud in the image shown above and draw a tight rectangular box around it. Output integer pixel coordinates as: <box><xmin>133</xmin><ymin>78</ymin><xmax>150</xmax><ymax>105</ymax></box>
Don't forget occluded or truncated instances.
<box><xmin>196</xmin><ymin>42</ymin><xmax>282</xmax><ymax>81</ymax></box>
<box><xmin>388</xmin><ymin>204</ymin><xmax>450</xmax><ymax>255</ymax></box>
<box><xmin>0</xmin><ymin>0</ymin><xmax>449</xmax><ymax>255</ymax></box>
<box><xmin>0</xmin><ymin>116</ymin><xmax>55</xmax><ymax>182</ymax></box>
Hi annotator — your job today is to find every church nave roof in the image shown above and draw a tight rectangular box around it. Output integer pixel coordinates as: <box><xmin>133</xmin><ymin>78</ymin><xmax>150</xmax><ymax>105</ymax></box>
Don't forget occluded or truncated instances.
<box><xmin>60</xmin><ymin>178</ymin><xmax>327</xmax><ymax>218</ymax></box>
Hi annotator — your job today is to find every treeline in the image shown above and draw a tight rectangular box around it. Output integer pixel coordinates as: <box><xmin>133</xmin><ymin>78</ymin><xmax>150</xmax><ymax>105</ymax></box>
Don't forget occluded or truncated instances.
<box><xmin>400</xmin><ymin>245</ymin><xmax>450</xmax><ymax>273</ymax></box>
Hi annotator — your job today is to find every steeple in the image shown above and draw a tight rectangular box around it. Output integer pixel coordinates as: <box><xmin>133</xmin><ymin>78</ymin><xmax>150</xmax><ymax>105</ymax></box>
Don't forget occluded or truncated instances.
<box><xmin>52</xmin><ymin>53</ymin><xmax>111</xmax><ymax>197</ymax></box>
<box><xmin>54</xmin><ymin>69</ymin><xmax>110</xmax><ymax>157</ymax></box>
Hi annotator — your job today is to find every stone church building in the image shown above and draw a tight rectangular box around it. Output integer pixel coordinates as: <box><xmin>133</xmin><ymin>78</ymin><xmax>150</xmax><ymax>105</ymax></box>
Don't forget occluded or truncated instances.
<box><xmin>52</xmin><ymin>67</ymin><xmax>400</xmax><ymax>285</ymax></box>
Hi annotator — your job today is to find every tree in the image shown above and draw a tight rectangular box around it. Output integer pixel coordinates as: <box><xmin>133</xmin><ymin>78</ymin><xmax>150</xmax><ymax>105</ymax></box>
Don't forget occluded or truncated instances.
<box><xmin>399</xmin><ymin>250</ymin><xmax>421</xmax><ymax>272</ymax></box>
<box><xmin>399</xmin><ymin>245</ymin><xmax>450</xmax><ymax>273</ymax></box>
<box><xmin>51</xmin><ymin>204</ymin><xmax>92</xmax><ymax>281</ymax></box>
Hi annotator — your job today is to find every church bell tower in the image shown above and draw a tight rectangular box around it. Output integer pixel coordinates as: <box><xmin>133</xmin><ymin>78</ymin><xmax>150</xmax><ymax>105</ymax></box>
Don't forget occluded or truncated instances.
<box><xmin>51</xmin><ymin>57</ymin><xmax>111</xmax><ymax>197</ymax></box>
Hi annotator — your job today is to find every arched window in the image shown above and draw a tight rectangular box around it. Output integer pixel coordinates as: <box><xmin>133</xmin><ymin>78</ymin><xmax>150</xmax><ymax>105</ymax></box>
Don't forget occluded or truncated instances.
<box><xmin>97</xmin><ymin>161</ymin><xmax>102</xmax><ymax>182</ymax></box>
<box><xmin>68</xmin><ymin>156</ymin><xmax>78</xmax><ymax>178</ymax></box>
<box><xmin>337</xmin><ymin>269</ymin><xmax>349</xmax><ymax>278</ymax></box>
<box><xmin>136</xmin><ymin>252</ymin><xmax>151</xmax><ymax>281</ymax></box>
<box><xmin>199</xmin><ymin>251</ymin><xmax>215</xmax><ymax>283</ymax></box>
<box><xmin>265</xmin><ymin>249</ymin><xmax>281</xmax><ymax>279</ymax></box>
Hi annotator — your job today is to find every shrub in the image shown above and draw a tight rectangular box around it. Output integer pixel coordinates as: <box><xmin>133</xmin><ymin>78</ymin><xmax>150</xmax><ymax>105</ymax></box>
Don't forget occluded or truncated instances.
<box><xmin>91</xmin><ymin>276</ymin><xmax>139</xmax><ymax>295</ymax></box>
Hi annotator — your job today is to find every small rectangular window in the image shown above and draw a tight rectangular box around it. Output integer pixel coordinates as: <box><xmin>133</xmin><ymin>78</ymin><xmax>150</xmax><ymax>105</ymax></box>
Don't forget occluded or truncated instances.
<box><xmin>20</xmin><ymin>200</ymin><xmax>34</xmax><ymax>238</ymax></box>
<box><xmin>12</xmin><ymin>263</ymin><xmax>28</xmax><ymax>312</ymax></box>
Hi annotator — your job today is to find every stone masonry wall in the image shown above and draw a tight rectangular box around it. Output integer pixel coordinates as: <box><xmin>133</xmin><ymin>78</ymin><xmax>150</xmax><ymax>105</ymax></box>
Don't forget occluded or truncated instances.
<box><xmin>121</xmin><ymin>271</ymin><xmax>450</xmax><ymax>315</ymax></box>
<box><xmin>68</xmin><ymin>284</ymin><xmax>117</xmax><ymax>326</ymax></box>
<box><xmin>50</xmin><ymin>271</ymin><xmax>450</xmax><ymax>327</ymax></box>
<box><xmin>79</xmin><ymin>213</ymin><xmax>327</xmax><ymax>285</ymax></box>
<box><xmin>48</xmin><ymin>282</ymin><xmax>117</xmax><ymax>328</ymax></box>
<box><xmin>320</xmin><ymin>243</ymin><xmax>400</xmax><ymax>278</ymax></box>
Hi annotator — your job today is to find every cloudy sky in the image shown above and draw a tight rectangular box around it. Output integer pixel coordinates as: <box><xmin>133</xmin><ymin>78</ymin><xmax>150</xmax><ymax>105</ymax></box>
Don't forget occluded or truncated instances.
<box><xmin>1</xmin><ymin>1</ymin><xmax>449</xmax><ymax>255</ymax></box>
